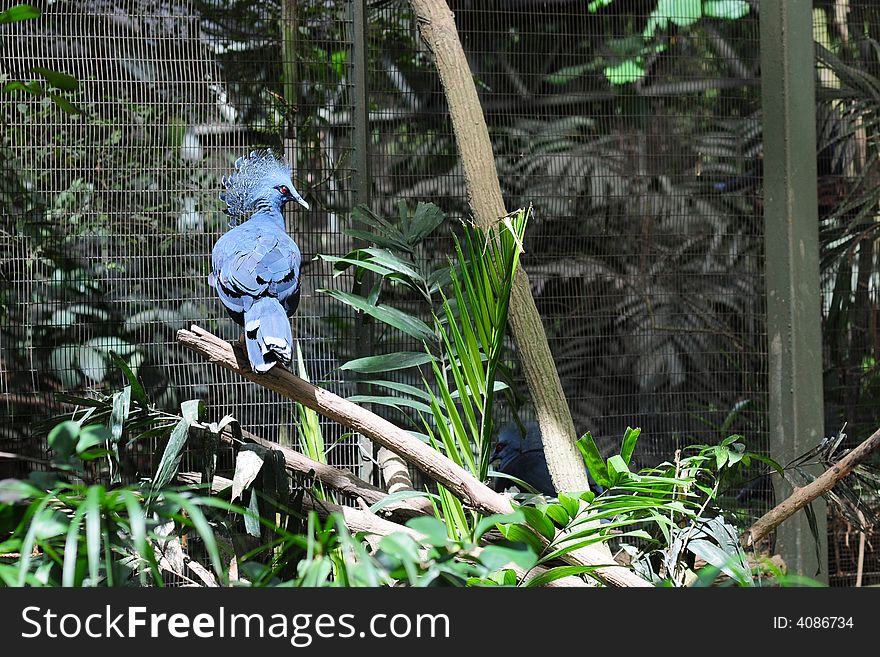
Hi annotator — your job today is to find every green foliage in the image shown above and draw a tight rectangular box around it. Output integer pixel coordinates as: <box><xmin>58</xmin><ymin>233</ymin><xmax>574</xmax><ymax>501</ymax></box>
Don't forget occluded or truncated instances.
<box><xmin>324</xmin><ymin>203</ymin><xmax>528</xmax><ymax>538</ymax></box>
<box><xmin>1</xmin><ymin>5</ymin><xmax>81</xmax><ymax>113</ymax></box>
<box><xmin>555</xmin><ymin>0</ymin><xmax>751</xmax><ymax>86</ymax></box>
<box><xmin>4</xmin><ymin>359</ymin><xmax>821</xmax><ymax>587</ymax></box>
<box><xmin>816</xmin><ymin>37</ymin><xmax>880</xmax><ymax>449</ymax></box>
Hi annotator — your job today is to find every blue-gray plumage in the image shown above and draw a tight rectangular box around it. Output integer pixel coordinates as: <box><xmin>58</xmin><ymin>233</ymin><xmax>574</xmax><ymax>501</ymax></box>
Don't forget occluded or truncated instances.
<box><xmin>209</xmin><ymin>150</ymin><xmax>309</xmax><ymax>373</ymax></box>
<box><xmin>492</xmin><ymin>421</ymin><xmax>602</xmax><ymax>496</ymax></box>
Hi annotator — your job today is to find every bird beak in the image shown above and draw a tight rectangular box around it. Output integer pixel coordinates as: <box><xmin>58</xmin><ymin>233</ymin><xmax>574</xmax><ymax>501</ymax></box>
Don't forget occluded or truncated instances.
<box><xmin>287</xmin><ymin>188</ymin><xmax>309</xmax><ymax>211</ymax></box>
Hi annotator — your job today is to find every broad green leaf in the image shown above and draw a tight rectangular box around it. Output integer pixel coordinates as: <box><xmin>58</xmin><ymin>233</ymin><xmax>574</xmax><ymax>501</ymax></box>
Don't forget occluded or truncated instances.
<box><xmin>342</xmin><ymin>228</ymin><xmax>410</xmax><ymax>252</ymax></box>
<box><xmin>48</xmin><ymin>421</ymin><xmax>79</xmax><ymax>459</ymax></box>
<box><xmin>322</xmin><ymin>289</ymin><xmax>434</xmax><ymax>342</ymax></box>
<box><xmin>520</xmin><ymin>506</ymin><xmax>556</xmax><ymax>542</ymax></box>
<box><xmin>664</xmin><ymin>0</ymin><xmax>701</xmax><ymax>26</ymax></box>
<box><xmin>378</xmin><ymin>533</ymin><xmax>421</xmax><ymax>562</ymax></box>
<box><xmin>341</xmin><ymin>351</ymin><xmax>434</xmax><ymax>373</ymax></box>
<box><xmin>645</xmin><ymin>0</ymin><xmax>701</xmax><ymax>39</ymax></box>
<box><xmin>558</xmin><ymin>494</ymin><xmax>582</xmax><ymax>519</ymax></box>
<box><xmin>0</xmin><ymin>4</ymin><xmax>40</xmax><ymax>23</ymax></box>
<box><xmin>703</xmin><ymin>0</ymin><xmax>750</xmax><ymax>20</ymax></box>
<box><xmin>180</xmin><ymin>398</ymin><xmax>203</xmax><ymax>424</ymax></box>
<box><xmin>607</xmin><ymin>454</ymin><xmax>632</xmax><ymax>483</ymax></box>
<box><xmin>320</xmin><ymin>254</ymin><xmax>394</xmax><ymax>278</ymax></box>
<box><xmin>687</xmin><ymin>539</ymin><xmax>753</xmax><ymax>586</ymax></box>
<box><xmin>151</xmin><ymin>400</ymin><xmax>202</xmax><ymax>491</ymax></box>
<box><xmin>479</xmin><ymin>543</ymin><xmax>538</xmax><ymax>571</ymax></box>
<box><xmin>361</xmin><ymin>248</ymin><xmax>423</xmax><ymax>281</ymax></box>
<box><xmin>109</xmin><ymin>350</ymin><xmax>149</xmax><ymax>407</ymax></box>
<box><xmin>108</xmin><ymin>386</ymin><xmax>130</xmax><ymax>450</ymax></box>
<box><xmin>407</xmin><ymin>202</ymin><xmax>446</xmax><ymax>244</ymax></box>
<box><xmin>544</xmin><ymin>503</ymin><xmax>571</xmax><ymax>526</ymax></box>
<box><xmin>426</xmin><ymin>266</ymin><xmax>452</xmax><ymax>292</ymax></box>
<box><xmin>32</xmin><ymin>509</ymin><xmax>67</xmax><ymax>540</ymax></box>
<box><xmin>748</xmin><ymin>453</ymin><xmax>784</xmax><ymax>477</ymax></box>
<box><xmin>620</xmin><ymin>426</ymin><xmax>640</xmax><ymax>465</ymax></box>
<box><xmin>604</xmin><ymin>59</ymin><xmax>645</xmax><ymax>85</ymax></box>
<box><xmin>77</xmin><ymin>425</ymin><xmax>110</xmax><ymax>454</ymax></box>
<box><xmin>545</xmin><ymin>63</ymin><xmax>593</xmax><ymax>85</ymax></box>
<box><xmin>498</xmin><ymin>523</ymin><xmax>544</xmax><ymax>554</ymax></box>
<box><xmin>3</xmin><ymin>80</ymin><xmax>42</xmax><ymax>95</ymax></box>
<box><xmin>406</xmin><ymin>516</ymin><xmax>448</xmax><ymax>546</ymax></box>
<box><xmin>588</xmin><ymin>0</ymin><xmax>613</xmax><ymax>11</ymax></box>
<box><xmin>577</xmin><ymin>432</ymin><xmax>611</xmax><ymax>488</ymax></box>
<box><xmin>473</xmin><ymin>510</ymin><xmax>525</xmax><ymax>541</ymax></box>
<box><xmin>346</xmin><ymin>394</ymin><xmax>432</xmax><ymax>414</ymax></box>
<box><xmin>362</xmin><ymin>379</ymin><xmax>433</xmax><ymax>402</ymax></box>
<box><xmin>32</xmin><ymin>67</ymin><xmax>78</xmax><ymax>91</ymax></box>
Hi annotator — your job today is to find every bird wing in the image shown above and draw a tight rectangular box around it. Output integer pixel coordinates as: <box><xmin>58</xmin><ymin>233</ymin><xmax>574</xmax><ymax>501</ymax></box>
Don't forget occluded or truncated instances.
<box><xmin>210</xmin><ymin>225</ymin><xmax>302</xmax><ymax>319</ymax></box>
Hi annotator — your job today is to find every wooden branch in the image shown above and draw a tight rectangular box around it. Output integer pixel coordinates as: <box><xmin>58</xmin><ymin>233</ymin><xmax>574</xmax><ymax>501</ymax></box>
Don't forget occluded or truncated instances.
<box><xmin>217</xmin><ymin>425</ymin><xmax>431</xmax><ymax>520</ymax></box>
<box><xmin>742</xmin><ymin>426</ymin><xmax>880</xmax><ymax>548</ymax></box>
<box><xmin>177</xmin><ymin>325</ymin><xmax>648</xmax><ymax>587</ymax></box>
<box><xmin>406</xmin><ymin>0</ymin><xmax>592</xmax><ymax>496</ymax></box>
<box><xmin>377</xmin><ymin>446</ymin><xmax>415</xmax><ymax>495</ymax></box>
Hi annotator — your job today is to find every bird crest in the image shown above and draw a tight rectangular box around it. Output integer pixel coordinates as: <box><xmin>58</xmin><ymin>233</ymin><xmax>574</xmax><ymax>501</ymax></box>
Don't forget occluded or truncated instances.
<box><xmin>219</xmin><ymin>149</ymin><xmax>293</xmax><ymax>224</ymax></box>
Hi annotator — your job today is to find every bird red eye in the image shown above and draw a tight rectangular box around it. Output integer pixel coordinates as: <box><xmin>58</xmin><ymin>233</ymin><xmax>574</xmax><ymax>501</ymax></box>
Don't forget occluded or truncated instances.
<box><xmin>279</xmin><ymin>185</ymin><xmax>289</xmax><ymax>195</ymax></box>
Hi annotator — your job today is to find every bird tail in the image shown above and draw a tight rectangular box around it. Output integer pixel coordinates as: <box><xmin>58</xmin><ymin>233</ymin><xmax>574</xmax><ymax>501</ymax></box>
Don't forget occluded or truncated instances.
<box><xmin>243</xmin><ymin>297</ymin><xmax>293</xmax><ymax>373</ymax></box>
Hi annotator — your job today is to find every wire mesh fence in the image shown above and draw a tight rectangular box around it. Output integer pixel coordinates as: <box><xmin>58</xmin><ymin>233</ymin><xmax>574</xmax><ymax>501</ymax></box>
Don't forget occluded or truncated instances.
<box><xmin>1</xmin><ymin>0</ymin><xmax>878</xmax><ymax>585</ymax></box>
<box><xmin>812</xmin><ymin>0</ymin><xmax>880</xmax><ymax>586</ymax></box>
<box><xmin>0</xmin><ymin>0</ymin><xmax>363</xmax><ymax>477</ymax></box>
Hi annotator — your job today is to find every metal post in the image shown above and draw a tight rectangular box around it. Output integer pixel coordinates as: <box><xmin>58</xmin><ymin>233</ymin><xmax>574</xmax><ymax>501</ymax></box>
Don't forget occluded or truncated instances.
<box><xmin>349</xmin><ymin>0</ymin><xmax>376</xmax><ymax>484</ymax></box>
<box><xmin>350</xmin><ymin>0</ymin><xmax>371</xmax><ymax>208</ymax></box>
<box><xmin>759</xmin><ymin>0</ymin><xmax>827</xmax><ymax>580</ymax></box>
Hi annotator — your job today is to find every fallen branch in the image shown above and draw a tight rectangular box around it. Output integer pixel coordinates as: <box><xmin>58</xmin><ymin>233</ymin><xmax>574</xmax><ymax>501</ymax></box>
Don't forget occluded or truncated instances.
<box><xmin>742</xmin><ymin>426</ymin><xmax>880</xmax><ymax>548</ymax></box>
<box><xmin>177</xmin><ymin>325</ymin><xmax>649</xmax><ymax>587</ymax></box>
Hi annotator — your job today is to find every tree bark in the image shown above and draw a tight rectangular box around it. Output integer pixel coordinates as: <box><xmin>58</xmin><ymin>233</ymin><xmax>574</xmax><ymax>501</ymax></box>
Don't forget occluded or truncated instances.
<box><xmin>406</xmin><ymin>0</ymin><xmax>590</xmax><ymax>495</ymax></box>
<box><xmin>377</xmin><ymin>446</ymin><xmax>414</xmax><ymax>494</ymax></box>
<box><xmin>742</xmin><ymin>426</ymin><xmax>880</xmax><ymax>548</ymax></box>
<box><xmin>177</xmin><ymin>325</ymin><xmax>648</xmax><ymax>586</ymax></box>
<box><xmin>218</xmin><ymin>425</ymin><xmax>431</xmax><ymax>519</ymax></box>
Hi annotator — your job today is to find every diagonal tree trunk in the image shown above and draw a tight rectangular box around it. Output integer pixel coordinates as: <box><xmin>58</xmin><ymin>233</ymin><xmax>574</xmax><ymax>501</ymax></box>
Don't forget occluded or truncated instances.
<box><xmin>406</xmin><ymin>0</ymin><xmax>591</xmax><ymax>495</ymax></box>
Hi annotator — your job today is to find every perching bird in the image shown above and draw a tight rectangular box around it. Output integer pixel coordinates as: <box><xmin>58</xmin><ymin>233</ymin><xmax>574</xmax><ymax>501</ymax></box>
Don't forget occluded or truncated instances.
<box><xmin>491</xmin><ymin>421</ymin><xmax>602</xmax><ymax>496</ymax></box>
<box><xmin>208</xmin><ymin>150</ymin><xmax>309</xmax><ymax>373</ymax></box>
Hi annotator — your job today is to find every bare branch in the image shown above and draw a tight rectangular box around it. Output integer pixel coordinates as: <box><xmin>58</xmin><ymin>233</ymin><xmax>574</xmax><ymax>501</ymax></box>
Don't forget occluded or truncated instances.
<box><xmin>219</xmin><ymin>425</ymin><xmax>431</xmax><ymax>520</ymax></box>
<box><xmin>742</xmin><ymin>427</ymin><xmax>880</xmax><ymax>548</ymax></box>
<box><xmin>176</xmin><ymin>325</ymin><xmax>649</xmax><ymax>587</ymax></box>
